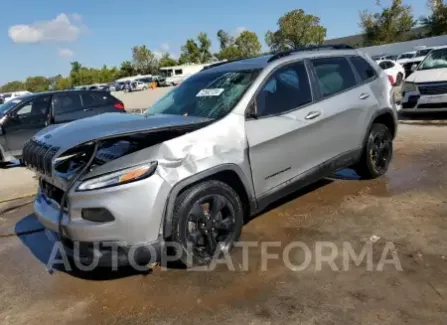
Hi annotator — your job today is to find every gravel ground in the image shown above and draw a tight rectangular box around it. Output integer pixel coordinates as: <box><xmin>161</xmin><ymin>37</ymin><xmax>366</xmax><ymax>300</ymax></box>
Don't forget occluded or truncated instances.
<box><xmin>112</xmin><ymin>87</ymin><xmax>173</xmax><ymax>113</ymax></box>
<box><xmin>0</xmin><ymin>119</ymin><xmax>446</xmax><ymax>325</ymax></box>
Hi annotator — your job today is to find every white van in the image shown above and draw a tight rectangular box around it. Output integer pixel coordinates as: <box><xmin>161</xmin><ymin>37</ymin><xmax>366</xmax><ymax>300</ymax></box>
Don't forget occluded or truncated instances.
<box><xmin>2</xmin><ymin>91</ymin><xmax>32</xmax><ymax>102</ymax></box>
<box><xmin>159</xmin><ymin>61</ymin><xmax>228</xmax><ymax>86</ymax></box>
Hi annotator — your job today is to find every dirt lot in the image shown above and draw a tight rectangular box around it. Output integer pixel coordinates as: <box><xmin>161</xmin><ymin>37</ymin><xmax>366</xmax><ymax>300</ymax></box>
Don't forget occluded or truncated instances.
<box><xmin>112</xmin><ymin>87</ymin><xmax>173</xmax><ymax>112</ymax></box>
<box><xmin>1</xmin><ymin>117</ymin><xmax>447</xmax><ymax>325</ymax></box>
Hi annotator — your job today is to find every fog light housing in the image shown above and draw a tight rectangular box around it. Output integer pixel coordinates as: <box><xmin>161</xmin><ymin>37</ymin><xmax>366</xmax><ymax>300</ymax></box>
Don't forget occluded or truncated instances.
<box><xmin>82</xmin><ymin>208</ymin><xmax>115</xmax><ymax>223</ymax></box>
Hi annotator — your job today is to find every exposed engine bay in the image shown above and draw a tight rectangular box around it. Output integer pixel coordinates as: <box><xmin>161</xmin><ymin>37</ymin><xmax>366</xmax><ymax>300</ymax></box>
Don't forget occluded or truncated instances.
<box><xmin>54</xmin><ymin>128</ymin><xmax>196</xmax><ymax>176</ymax></box>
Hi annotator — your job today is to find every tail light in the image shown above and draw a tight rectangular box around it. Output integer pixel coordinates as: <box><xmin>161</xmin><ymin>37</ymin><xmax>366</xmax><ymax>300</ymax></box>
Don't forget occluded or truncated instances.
<box><xmin>388</xmin><ymin>75</ymin><xmax>394</xmax><ymax>85</ymax></box>
<box><xmin>114</xmin><ymin>102</ymin><xmax>125</xmax><ymax>110</ymax></box>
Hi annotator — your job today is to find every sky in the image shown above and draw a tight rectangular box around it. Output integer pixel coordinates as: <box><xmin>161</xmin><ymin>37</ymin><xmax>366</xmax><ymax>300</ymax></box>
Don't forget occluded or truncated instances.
<box><xmin>0</xmin><ymin>0</ymin><xmax>428</xmax><ymax>84</ymax></box>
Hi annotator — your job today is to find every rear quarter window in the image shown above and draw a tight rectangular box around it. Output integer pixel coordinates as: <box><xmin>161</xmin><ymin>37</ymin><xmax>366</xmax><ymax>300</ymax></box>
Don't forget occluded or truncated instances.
<box><xmin>350</xmin><ymin>56</ymin><xmax>377</xmax><ymax>82</ymax></box>
<box><xmin>82</xmin><ymin>92</ymin><xmax>115</xmax><ymax>107</ymax></box>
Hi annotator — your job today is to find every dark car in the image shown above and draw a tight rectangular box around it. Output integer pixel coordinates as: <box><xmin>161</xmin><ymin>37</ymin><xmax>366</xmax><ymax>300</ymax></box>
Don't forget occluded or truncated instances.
<box><xmin>0</xmin><ymin>90</ymin><xmax>126</xmax><ymax>163</ymax></box>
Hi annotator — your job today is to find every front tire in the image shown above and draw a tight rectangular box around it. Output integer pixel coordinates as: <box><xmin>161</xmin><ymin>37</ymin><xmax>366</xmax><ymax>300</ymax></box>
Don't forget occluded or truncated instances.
<box><xmin>171</xmin><ymin>180</ymin><xmax>244</xmax><ymax>267</ymax></box>
<box><xmin>353</xmin><ymin>123</ymin><xmax>393</xmax><ymax>179</ymax></box>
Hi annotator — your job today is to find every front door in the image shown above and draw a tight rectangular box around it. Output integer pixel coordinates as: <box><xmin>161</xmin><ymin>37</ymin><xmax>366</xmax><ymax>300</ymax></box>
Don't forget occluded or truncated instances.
<box><xmin>3</xmin><ymin>95</ymin><xmax>51</xmax><ymax>155</ymax></box>
<box><xmin>245</xmin><ymin>61</ymin><xmax>326</xmax><ymax>198</ymax></box>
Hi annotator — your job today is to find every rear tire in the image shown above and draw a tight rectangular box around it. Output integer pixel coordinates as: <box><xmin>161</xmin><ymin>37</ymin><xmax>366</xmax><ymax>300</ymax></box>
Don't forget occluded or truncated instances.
<box><xmin>353</xmin><ymin>123</ymin><xmax>393</xmax><ymax>179</ymax></box>
<box><xmin>171</xmin><ymin>180</ymin><xmax>244</xmax><ymax>267</ymax></box>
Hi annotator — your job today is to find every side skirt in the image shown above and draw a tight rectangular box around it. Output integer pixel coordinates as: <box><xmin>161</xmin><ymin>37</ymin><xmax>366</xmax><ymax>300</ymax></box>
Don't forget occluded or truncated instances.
<box><xmin>253</xmin><ymin>149</ymin><xmax>362</xmax><ymax>214</ymax></box>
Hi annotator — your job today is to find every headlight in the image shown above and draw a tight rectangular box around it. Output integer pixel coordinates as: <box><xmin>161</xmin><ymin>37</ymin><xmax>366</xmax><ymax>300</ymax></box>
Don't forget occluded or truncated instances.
<box><xmin>77</xmin><ymin>162</ymin><xmax>158</xmax><ymax>191</ymax></box>
<box><xmin>402</xmin><ymin>82</ymin><xmax>418</xmax><ymax>93</ymax></box>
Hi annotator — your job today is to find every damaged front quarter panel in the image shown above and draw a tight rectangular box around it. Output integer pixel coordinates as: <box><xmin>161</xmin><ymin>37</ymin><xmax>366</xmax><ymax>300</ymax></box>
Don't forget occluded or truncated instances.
<box><xmin>81</xmin><ymin>113</ymin><xmax>251</xmax><ymax>187</ymax></box>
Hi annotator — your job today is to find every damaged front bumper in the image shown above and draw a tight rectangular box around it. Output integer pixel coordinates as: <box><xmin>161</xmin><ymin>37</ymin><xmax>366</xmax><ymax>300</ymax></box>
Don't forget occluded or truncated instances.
<box><xmin>34</xmin><ymin>171</ymin><xmax>172</xmax><ymax>266</ymax></box>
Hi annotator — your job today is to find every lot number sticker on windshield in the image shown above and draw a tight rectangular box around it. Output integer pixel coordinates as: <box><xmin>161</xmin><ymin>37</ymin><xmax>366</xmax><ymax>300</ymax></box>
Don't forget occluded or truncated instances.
<box><xmin>196</xmin><ymin>88</ymin><xmax>225</xmax><ymax>97</ymax></box>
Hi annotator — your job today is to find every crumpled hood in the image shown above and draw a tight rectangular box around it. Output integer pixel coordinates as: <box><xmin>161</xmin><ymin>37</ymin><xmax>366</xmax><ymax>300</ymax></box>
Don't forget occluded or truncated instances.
<box><xmin>33</xmin><ymin>113</ymin><xmax>211</xmax><ymax>150</ymax></box>
<box><xmin>406</xmin><ymin>68</ymin><xmax>447</xmax><ymax>83</ymax></box>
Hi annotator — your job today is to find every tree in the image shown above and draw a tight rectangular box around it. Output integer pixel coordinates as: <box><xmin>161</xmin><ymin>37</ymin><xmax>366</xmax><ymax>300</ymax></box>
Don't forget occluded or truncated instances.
<box><xmin>24</xmin><ymin>76</ymin><xmax>50</xmax><ymax>92</ymax></box>
<box><xmin>235</xmin><ymin>31</ymin><xmax>262</xmax><ymax>58</ymax></box>
<box><xmin>179</xmin><ymin>33</ymin><xmax>213</xmax><ymax>64</ymax></box>
<box><xmin>159</xmin><ymin>53</ymin><xmax>178</xmax><ymax>67</ymax></box>
<box><xmin>198</xmin><ymin>32</ymin><xmax>213</xmax><ymax>63</ymax></box>
<box><xmin>215</xmin><ymin>45</ymin><xmax>241</xmax><ymax>61</ymax></box>
<box><xmin>119</xmin><ymin>61</ymin><xmax>136</xmax><ymax>78</ymax></box>
<box><xmin>217</xmin><ymin>30</ymin><xmax>233</xmax><ymax>50</ymax></box>
<box><xmin>421</xmin><ymin>0</ymin><xmax>447</xmax><ymax>36</ymax></box>
<box><xmin>265</xmin><ymin>9</ymin><xmax>327</xmax><ymax>52</ymax></box>
<box><xmin>179</xmin><ymin>39</ymin><xmax>201</xmax><ymax>64</ymax></box>
<box><xmin>132</xmin><ymin>45</ymin><xmax>158</xmax><ymax>74</ymax></box>
<box><xmin>359</xmin><ymin>0</ymin><xmax>416</xmax><ymax>46</ymax></box>
<box><xmin>69</xmin><ymin>61</ymin><xmax>83</xmax><ymax>86</ymax></box>
<box><xmin>0</xmin><ymin>81</ymin><xmax>25</xmax><ymax>93</ymax></box>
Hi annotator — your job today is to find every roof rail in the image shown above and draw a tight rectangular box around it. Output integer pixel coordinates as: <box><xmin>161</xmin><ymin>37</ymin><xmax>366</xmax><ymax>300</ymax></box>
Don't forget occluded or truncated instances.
<box><xmin>267</xmin><ymin>44</ymin><xmax>355</xmax><ymax>63</ymax></box>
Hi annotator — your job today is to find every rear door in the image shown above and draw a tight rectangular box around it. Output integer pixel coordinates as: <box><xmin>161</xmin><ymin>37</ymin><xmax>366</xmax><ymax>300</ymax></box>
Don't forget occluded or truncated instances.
<box><xmin>308</xmin><ymin>56</ymin><xmax>379</xmax><ymax>159</ymax></box>
<box><xmin>51</xmin><ymin>92</ymin><xmax>86</xmax><ymax>123</ymax></box>
<box><xmin>81</xmin><ymin>91</ymin><xmax>123</xmax><ymax>115</ymax></box>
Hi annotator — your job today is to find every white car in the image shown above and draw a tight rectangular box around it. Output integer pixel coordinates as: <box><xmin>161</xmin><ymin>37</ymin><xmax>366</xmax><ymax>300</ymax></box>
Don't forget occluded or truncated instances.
<box><xmin>401</xmin><ymin>46</ymin><xmax>447</xmax><ymax>113</ymax></box>
<box><xmin>401</xmin><ymin>47</ymin><xmax>436</xmax><ymax>78</ymax></box>
<box><xmin>396</xmin><ymin>51</ymin><xmax>417</xmax><ymax>65</ymax></box>
<box><xmin>376</xmin><ymin>60</ymin><xmax>405</xmax><ymax>86</ymax></box>
<box><xmin>126</xmin><ymin>81</ymin><xmax>148</xmax><ymax>92</ymax></box>
<box><xmin>2</xmin><ymin>91</ymin><xmax>32</xmax><ymax>102</ymax></box>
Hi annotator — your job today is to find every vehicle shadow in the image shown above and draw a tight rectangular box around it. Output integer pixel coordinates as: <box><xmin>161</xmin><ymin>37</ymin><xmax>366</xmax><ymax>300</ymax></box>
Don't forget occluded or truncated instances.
<box><xmin>15</xmin><ymin>214</ymin><xmax>151</xmax><ymax>281</ymax></box>
<box><xmin>398</xmin><ymin>111</ymin><xmax>447</xmax><ymax>125</ymax></box>
<box><xmin>0</xmin><ymin>161</ymin><xmax>23</xmax><ymax>169</ymax></box>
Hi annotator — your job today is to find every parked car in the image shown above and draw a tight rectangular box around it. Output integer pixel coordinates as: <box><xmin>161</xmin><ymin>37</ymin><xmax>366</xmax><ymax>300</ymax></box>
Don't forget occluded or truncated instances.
<box><xmin>401</xmin><ymin>46</ymin><xmax>447</xmax><ymax>113</ymax></box>
<box><xmin>2</xmin><ymin>91</ymin><xmax>32</xmax><ymax>102</ymax></box>
<box><xmin>27</xmin><ymin>44</ymin><xmax>397</xmax><ymax>267</ymax></box>
<box><xmin>401</xmin><ymin>47</ymin><xmax>436</xmax><ymax>78</ymax></box>
<box><xmin>126</xmin><ymin>80</ymin><xmax>147</xmax><ymax>92</ymax></box>
<box><xmin>396</xmin><ymin>51</ymin><xmax>417</xmax><ymax>66</ymax></box>
<box><xmin>0</xmin><ymin>90</ymin><xmax>126</xmax><ymax>163</ymax></box>
<box><xmin>376</xmin><ymin>59</ymin><xmax>405</xmax><ymax>86</ymax></box>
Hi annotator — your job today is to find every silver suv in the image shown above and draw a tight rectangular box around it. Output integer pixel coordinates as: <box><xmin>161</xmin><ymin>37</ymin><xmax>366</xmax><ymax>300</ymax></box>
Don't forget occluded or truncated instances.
<box><xmin>24</xmin><ymin>45</ymin><xmax>398</xmax><ymax>267</ymax></box>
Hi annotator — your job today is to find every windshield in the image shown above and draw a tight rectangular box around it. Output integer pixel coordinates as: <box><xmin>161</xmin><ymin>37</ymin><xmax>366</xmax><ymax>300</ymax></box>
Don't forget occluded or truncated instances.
<box><xmin>418</xmin><ymin>48</ymin><xmax>447</xmax><ymax>70</ymax></box>
<box><xmin>145</xmin><ymin>69</ymin><xmax>260</xmax><ymax>119</ymax></box>
<box><xmin>399</xmin><ymin>53</ymin><xmax>415</xmax><ymax>59</ymax></box>
<box><xmin>0</xmin><ymin>98</ymin><xmax>21</xmax><ymax>114</ymax></box>
<box><xmin>416</xmin><ymin>49</ymin><xmax>432</xmax><ymax>57</ymax></box>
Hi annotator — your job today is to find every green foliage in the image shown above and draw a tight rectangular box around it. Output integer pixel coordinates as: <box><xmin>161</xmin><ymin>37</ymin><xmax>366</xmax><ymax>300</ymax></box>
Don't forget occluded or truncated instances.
<box><xmin>421</xmin><ymin>0</ymin><xmax>447</xmax><ymax>36</ymax></box>
<box><xmin>265</xmin><ymin>9</ymin><xmax>327</xmax><ymax>52</ymax></box>
<box><xmin>0</xmin><ymin>81</ymin><xmax>26</xmax><ymax>93</ymax></box>
<box><xmin>132</xmin><ymin>45</ymin><xmax>158</xmax><ymax>74</ymax></box>
<box><xmin>359</xmin><ymin>0</ymin><xmax>416</xmax><ymax>46</ymax></box>
<box><xmin>235</xmin><ymin>31</ymin><xmax>262</xmax><ymax>58</ymax></box>
<box><xmin>179</xmin><ymin>33</ymin><xmax>212</xmax><ymax>64</ymax></box>
<box><xmin>159</xmin><ymin>53</ymin><xmax>178</xmax><ymax>67</ymax></box>
<box><xmin>215</xmin><ymin>29</ymin><xmax>261</xmax><ymax>60</ymax></box>
<box><xmin>24</xmin><ymin>76</ymin><xmax>50</xmax><ymax>92</ymax></box>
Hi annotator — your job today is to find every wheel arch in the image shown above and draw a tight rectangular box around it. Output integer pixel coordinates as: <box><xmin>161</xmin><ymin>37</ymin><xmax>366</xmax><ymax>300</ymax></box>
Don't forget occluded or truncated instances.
<box><xmin>363</xmin><ymin>108</ymin><xmax>397</xmax><ymax>146</ymax></box>
<box><xmin>162</xmin><ymin>164</ymin><xmax>255</xmax><ymax>238</ymax></box>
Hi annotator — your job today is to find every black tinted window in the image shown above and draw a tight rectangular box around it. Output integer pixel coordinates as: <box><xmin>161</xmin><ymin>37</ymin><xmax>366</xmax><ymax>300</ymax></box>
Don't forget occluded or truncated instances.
<box><xmin>312</xmin><ymin>57</ymin><xmax>357</xmax><ymax>98</ymax></box>
<box><xmin>82</xmin><ymin>92</ymin><xmax>114</xmax><ymax>107</ymax></box>
<box><xmin>351</xmin><ymin>56</ymin><xmax>377</xmax><ymax>81</ymax></box>
<box><xmin>256</xmin><ymin>62</ymin><xmax>312</xmax><ymax>116</ymax></box>
<box><xmin>16</xmin><ymin>96</ymin><xmax>50</xmax><ymax>116</ymax></box>
<box><xmin>53</xmin><ymin>93</ymin><xmax>82</xmax><ymax>114</ymax></box>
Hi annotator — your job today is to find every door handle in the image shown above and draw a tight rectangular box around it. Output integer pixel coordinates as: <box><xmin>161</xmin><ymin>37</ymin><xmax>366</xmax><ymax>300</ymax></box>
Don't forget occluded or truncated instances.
<box><xmin>305</xmin><ymin>111</ymin><xmax>321</xmax><ymax>120</ymax></box>
<box><xmin>83</xmin><ymin>108</ymin><xmax>92</xmax><ymax>112</ymax></box>
<box><xmin>359</xmin><ymin>93</ymin><xmax>370</xmax><ymax>100</ymax></box>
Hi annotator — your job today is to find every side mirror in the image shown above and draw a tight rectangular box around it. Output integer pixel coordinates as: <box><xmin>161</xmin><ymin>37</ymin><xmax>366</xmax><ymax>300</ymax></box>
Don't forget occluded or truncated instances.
<box><xmin>411</xmin><ymin>64</ymin><xmax>417</xmax><ymax>72</ymax></box>
<box><xmin>245</xmin><ymin>101</ymin><xmax>258</xmax><ymax>119</ymax></box>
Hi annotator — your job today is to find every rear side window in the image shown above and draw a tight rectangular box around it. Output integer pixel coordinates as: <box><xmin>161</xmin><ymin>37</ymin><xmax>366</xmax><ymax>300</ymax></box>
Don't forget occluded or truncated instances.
<box><xmin>52</xmin><ymin>93</ymin><xmax>82</xmax><ymax>114</ymax></box>
<box><xmin>350</xmin><ymin>56</ymin><xmax>377</xmax><ymax>81</ymax></box>
<box><xmin>311</xmin><ymin>57</ymin><xmax>357</xmax><ymax>98</ymax></box>
<box><xmin>82</xmin><ymin>92</ymin><xmax>115</xmax><ymax>107</ymax></box>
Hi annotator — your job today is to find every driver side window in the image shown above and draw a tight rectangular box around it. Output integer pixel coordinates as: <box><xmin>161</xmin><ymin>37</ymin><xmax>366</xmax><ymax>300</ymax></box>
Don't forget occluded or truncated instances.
<box><xmin>15</xmin><ymin>96</ymin><xmax>51</xmax><ymax>117</ymax></box>
<box><xmin>256</xmin><ymin>61</ymin><xmax>312</xmax><ymax>117</ymax></box>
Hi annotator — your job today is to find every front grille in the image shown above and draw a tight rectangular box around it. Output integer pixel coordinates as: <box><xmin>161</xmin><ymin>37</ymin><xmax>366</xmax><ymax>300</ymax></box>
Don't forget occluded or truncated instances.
<box><xmin>40</xmin><ymin>179</ymin><xmax>65</xmax><ymax>207</ymax></box>
<box><xmin>418</xmin><ymin>103</ymin><xmax>447</xmax><ymax>109</ymax></box>
<box><xmin>419</xmin><ymin>83</ymin><xmax>447</xmax><ymax>95</ymax></box>
<box><xmin>22</xmin><ymin>139</ymin><xmax>59</xmax><ymax>176</ymax></box>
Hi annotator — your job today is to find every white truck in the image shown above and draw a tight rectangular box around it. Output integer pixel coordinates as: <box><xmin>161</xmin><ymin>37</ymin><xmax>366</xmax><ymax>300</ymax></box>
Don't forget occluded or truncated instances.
<box><xmin>159</xmin><ymin>61</ymin><xmax>228</xmax><ymax>86</ymax></box>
